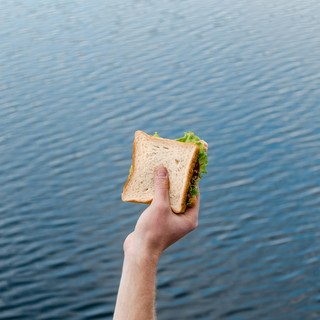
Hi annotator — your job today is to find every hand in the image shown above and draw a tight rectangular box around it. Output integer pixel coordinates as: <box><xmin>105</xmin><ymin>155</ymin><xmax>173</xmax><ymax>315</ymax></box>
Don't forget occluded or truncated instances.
<box><xmin>124</xmin><ymin>166</ymin><xmax>200</xmax><ymax>261</ymax></box>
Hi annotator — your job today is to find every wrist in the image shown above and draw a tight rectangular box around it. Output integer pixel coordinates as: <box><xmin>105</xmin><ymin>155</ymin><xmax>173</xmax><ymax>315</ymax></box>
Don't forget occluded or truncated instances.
<box><xmin>124</xmin><ymin>233</ymin><xmax>161</xmax><ymax>267</ymax></box>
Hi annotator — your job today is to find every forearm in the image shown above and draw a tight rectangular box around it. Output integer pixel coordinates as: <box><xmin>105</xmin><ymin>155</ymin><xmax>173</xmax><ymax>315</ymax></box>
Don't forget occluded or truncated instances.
<box><xmin>113</xmin><ymin>248</ymin><xmax>159</xmax><ymax>320</ymax></box>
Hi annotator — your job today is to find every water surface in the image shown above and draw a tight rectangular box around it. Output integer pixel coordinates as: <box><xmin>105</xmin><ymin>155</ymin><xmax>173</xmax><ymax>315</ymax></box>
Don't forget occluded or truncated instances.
<box><xmin>1</xmin><ymin>0</ymin><xmax>320</xmax><ymax>319</ymax></box>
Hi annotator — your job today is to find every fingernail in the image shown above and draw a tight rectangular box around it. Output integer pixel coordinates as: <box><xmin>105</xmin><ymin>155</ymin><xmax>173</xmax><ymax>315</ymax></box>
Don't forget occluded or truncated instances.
<box><xmin>157</xmin><ymin>166</ymin><xmax>167</xmax><ymax>177</ymax></box>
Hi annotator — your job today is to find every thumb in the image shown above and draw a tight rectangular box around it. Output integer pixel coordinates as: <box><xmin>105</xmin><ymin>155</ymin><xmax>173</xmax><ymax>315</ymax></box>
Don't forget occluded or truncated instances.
<box><xmin>153</xmin><ymin>166</ymin><xmax>170</xmax><ymax>204</ymax></box>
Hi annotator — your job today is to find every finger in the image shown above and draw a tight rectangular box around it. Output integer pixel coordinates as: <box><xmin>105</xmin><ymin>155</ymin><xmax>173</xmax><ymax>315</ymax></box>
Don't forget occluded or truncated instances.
<box><xmin>184</xmin><ymin>192</ymin><xmax>200</xmax><ymax>223</ymax></box>
<box><xmin>152</xmin><ymin>166</ymin><xmax>170</xmax><ymax>204</ymax></box>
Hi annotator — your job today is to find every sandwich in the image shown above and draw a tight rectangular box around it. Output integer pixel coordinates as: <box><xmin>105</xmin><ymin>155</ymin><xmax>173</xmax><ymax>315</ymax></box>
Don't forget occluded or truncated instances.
<box><xmin>122</xmin><ymin>130</ymin><xmax>208</xmax><ymax>213</ymax></box>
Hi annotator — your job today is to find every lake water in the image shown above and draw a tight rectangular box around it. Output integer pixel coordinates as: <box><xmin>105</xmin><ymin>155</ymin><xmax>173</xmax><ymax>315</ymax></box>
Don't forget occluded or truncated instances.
<box><xmin>1</xmin><ymin>0</ymin><xmax>320</xmax><ymax>319</ymax></box>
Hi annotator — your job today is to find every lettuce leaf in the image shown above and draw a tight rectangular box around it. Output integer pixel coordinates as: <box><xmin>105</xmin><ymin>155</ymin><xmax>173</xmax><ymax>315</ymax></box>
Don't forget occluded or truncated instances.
<box><xmin>176</xmin><ymin>131</ymin><xmax>208</xmax><ymax>179</ymax></box>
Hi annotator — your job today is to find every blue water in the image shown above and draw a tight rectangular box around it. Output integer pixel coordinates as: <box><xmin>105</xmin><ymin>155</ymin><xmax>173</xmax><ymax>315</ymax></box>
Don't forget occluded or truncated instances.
<box><xmin>1</xmin><ymin>0</ymin><xmax>320</xmax><ymax>319</ymax></box>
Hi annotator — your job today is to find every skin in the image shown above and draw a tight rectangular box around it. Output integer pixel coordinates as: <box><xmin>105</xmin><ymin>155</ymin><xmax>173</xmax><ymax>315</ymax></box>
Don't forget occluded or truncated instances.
<box><xmin>113</xmin><ymin>166</ymin><xmax>200</xmax><ymax>320</ymax></box>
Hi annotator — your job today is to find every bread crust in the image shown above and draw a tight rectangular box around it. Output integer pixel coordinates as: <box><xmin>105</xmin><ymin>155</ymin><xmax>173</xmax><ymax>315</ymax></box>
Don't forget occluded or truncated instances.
<box><xmin>122</xmin><ymin>130</ymin><xmax>200</xmax><ymax>213</ymax></box>
<box><xmin>179</xmin><ymin>145</ymin><xmax>199</xmax><ymax>213</ymax></box>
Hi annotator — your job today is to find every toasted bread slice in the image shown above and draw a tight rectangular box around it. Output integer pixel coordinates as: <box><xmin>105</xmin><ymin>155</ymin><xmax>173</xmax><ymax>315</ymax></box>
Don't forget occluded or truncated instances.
<box><xmin>122</xmin><ymin>130</ymin><xmax>200</xmax><ymax>213</ymax></box>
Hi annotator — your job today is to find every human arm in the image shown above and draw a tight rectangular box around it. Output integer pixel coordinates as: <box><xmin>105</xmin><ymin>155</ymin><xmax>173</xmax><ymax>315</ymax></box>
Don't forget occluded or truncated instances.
<box><xmin>113</xmin><ymin>166</ymin><xmax>200</xmax><ymax>320</ymax></box>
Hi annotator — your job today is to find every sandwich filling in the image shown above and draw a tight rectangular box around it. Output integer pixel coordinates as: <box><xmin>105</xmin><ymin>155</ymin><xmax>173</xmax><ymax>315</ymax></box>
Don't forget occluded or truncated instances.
<box><xmin>155</xmin><ymin>131</ymin><xmax>208</xmax><ymax>207</ymax></box>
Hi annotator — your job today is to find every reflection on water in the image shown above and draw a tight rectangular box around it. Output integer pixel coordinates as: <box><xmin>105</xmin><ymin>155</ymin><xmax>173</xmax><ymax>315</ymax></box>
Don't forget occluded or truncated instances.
<box><xmin>0</xmin><ymin>0</ymin><xmax>320</xmax><ymax>319</ymax></box>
